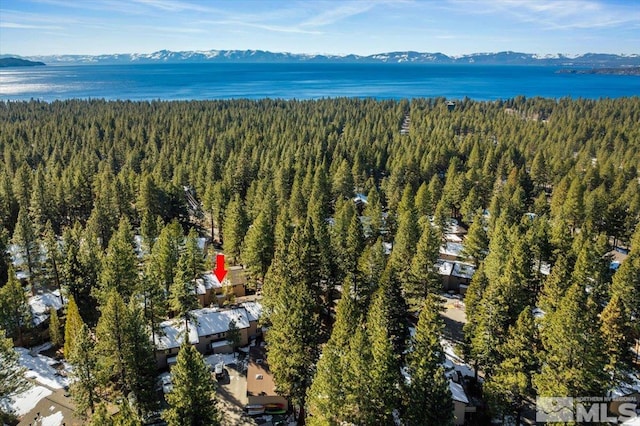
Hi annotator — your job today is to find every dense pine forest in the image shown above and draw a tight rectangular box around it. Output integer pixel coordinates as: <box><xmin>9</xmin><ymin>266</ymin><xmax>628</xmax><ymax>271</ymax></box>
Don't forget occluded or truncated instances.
<box><xmin>1</xmin><ymin>97</ymin><xmax>639</xmax><ymax>425</ymax></box>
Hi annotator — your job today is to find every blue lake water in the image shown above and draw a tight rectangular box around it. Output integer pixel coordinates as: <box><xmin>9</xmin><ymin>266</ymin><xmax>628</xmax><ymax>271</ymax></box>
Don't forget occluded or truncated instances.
<box><xmin>1</xmin><ymin>63</ymin><xmax>638</xmax><ymax>101</ymax></box>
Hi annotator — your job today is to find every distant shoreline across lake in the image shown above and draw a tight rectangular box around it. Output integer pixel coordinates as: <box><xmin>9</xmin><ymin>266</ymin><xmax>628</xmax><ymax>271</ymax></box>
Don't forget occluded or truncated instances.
<box><xmin>1</xmin><ymin>63</ymin><xmax>639</xmax><ymax>101</ymax></box>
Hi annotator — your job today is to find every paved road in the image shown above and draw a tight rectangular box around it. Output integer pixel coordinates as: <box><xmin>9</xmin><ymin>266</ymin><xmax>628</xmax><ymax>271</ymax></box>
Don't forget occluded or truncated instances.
<box><xmin>217</xmin><ymin>363</ymin><xmax>257</xmax><ymax>426</ymax></box>
<box><xmin>440</xmin><ymin>297</ymin><xmax>467</xmax><ymax>345</ymax></box>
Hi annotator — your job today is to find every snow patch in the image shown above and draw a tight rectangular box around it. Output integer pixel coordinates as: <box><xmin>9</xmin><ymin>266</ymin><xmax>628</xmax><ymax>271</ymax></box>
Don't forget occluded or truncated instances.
<box><xmin>16</xmin><ymin>347</ymin><xmax>69</xmax><ymax>389</ymax></box>
<box><xmin>41</xmin><ymin>410</ymin><xmax>64</xmax><ymax>426</ymax></box>
<box><xmin>5</xmin><ymin>386</ymin><xmax>51</xmax><ymax>416</ymax></box>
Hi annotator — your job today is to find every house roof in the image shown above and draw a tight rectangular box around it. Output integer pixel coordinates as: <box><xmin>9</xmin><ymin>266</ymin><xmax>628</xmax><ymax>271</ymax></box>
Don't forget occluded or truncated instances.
<box><xmin>155</xmin><ymin>319</ymin><xmax>199</xmax><ymax>350</ymax></box>
<box><xmin>201</xmin><ymin>272</ymin><xmax>222</xmax><ymax>289</ymax></box>
<box><xmin>154</xmin><ymin>303</ymin><xmax>259</xmax><ymax>350</ymax></box>
<box><xmin>192</xmin><ymin>307</ymin><xmax>250</xmax><ymax>337</ymax></box>
<box><xmin>449</xmin><ymin>380</ymin><xmax>469</xmax><ymax>404</ymax></box>
<box><xmin>29</xmin><ymin>290</ymin><xmax>65</xmax><ymax>326</ymax></box>
<box><xmin>452</xmin><ymin>262</ymin><xmax>475</xmax><ymax>279</ymax></box>
<box><xmin>246</xmin><ymin>346</ymin><xmax>279</xmax><ymax>397</ymax></box>
<box><xmin>438</xmin><ymin>261</ymin><xmax>455</xmax><ymax>276</ymax></box>
<box><xmin>440</xmin><ymin>242</ymin><xmax>464</xmax><ymax>258</ymax></box>
<box><xmin>242</xmin><ymin>302</ymin><xmax>263</xmax><ymax>322</ymax></box>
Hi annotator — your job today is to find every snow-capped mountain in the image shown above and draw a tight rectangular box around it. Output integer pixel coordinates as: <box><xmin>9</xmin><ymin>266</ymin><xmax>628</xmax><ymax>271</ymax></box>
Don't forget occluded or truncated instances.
<box><xmin>3</xmin><ymin>50</ymin><xmax>639</xmax><ymax>67</ymax></box>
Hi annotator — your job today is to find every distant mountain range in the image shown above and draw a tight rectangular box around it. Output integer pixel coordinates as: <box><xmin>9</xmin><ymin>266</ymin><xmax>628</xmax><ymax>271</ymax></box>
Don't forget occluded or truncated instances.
<box><xmin>0</xmin><ymin>57</ymin><xmax>45</xmax><ymax>67</ymax></box>
<box><xmin>2</xmin><ymin>50</ymin><xmax>640</xmax><ymax>67</ymax></box>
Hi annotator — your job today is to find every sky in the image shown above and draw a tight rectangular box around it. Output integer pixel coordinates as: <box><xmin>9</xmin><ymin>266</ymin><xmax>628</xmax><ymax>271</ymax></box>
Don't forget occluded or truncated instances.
<box><xmin>1</xmin><ymin>0</ymin><xmax>639</xmax><ymax>57</ymax></box>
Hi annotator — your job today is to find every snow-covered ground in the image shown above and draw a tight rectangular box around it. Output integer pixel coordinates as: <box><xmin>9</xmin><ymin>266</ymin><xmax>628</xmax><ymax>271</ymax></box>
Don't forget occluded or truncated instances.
<box><xmin>15</xmin><ymin>347</ymin><xmax>70</xmax><ymax>390</ymax></box>
<box><xmin>1</xmin><ymin>385</ymin><xmax>52</xmax><ymax>416</ymax></box>
<box><xmin>1</xmin><ymin>345</ymin><xmax>71</xmax><ymax>425</ymax></box>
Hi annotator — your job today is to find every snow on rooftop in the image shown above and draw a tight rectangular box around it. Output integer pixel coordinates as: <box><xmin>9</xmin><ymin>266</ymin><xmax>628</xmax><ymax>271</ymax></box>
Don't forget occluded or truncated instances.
<box><xmin>242</xmin><ymin>301</ymin><xmax>263</xmax><ymax>322</ymax></box>
<box><xmin>200</xmin><ymin>272</ymin><xmax>217</xmax><ymax>289</ymax></box>
<box><xmin>452</xmin><ymin>262</ymin><xmax>475</xmax><ymax>279</ymax></box>
<box><xmin>155</xmin><ymin>319</ymin><xmax>199</xmax><ymax>350</ymax></box>
<box><xmin>156</xmin><ymin>305</ymin><xmax>259</xmax><ymax>350</ymax></box>
<box><xmin>440</xmin><ymin>242</ymin><xmax>464</xmax><ymax>258</ymax></box>
<box><xmin>383</xmin><ymin>242</ymin><xmax>392</xmax><ymax>255</ymax></box>
<box><xmin>353</xmin><ymin>193</ymin><xmax>368</xmax><ymax>204</ymax></box>
<box><xmin>610</xmin><ymin>371</ymin><xmax>640</xmax><ymax>398</ymax></box>
<box><xmin>444</xmin><ymin>233</ymin><xmax>463</xmax><ymax>243</ymax></box>
<box><xmin>192</xmin><ymin>307</ymin><xmax>250</xmax><ymax>337</ymax></box>
<box><xmin>29</xmin><ymin>290</ymin><xmax>65</xmax><ymax>326</ymax></box>
<box><xmin>449</xmin><ymin>380</ymin><xmax>469</xmax><ymax>404</ymax></box>
<box><xmin>438</xmin><ymin>261</ymin><xmax>455</xmax><ymax>276</ymax></box>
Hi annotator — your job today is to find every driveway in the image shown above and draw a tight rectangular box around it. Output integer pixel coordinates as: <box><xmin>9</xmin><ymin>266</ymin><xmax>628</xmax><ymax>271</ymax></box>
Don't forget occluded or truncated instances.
<box><xmin>217</xmin><ymin>362</ymin><xmax>256</xmax><ymax>426</ymax></box>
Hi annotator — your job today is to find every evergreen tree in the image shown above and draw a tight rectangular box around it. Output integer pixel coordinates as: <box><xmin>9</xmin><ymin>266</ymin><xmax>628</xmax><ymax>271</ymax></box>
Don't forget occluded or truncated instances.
<box><xmin>0</xmin><ymin>268</ymin><xmax>31</xmax><ymax>344</ymax></box>
<box><xmin>48</xmin><ymin>307</ymin><xmax>63</xmax><ymax>349</ymax></box>
<box><xmin>64</xmin><ymin>295</ymin><xmax>83</xmax><ymax>359</ymax></box>
<box><xmin>139</xmin><ymin>260</ymin><xmax>167</xmax><ymax>347</ymax></box>
<box><xmin>484</xmin><ymin>307</ymin><xmax>538</xmax><ymax>425</ymax></box>
<box><xmin>163</xmin><ymin>343</ymin><xmax>220</xmax><ymax>426</ymax></box>
<box><xmin>562</xmin><ymin>176</ymin><xmax>585</xmax><ymax>233</ymax></box>
<box><xmin>461</xmin><ymin>210</ymin><xmax>489</xmax><ymax>267</ymax></box>
<box><xmin>307</xmin><ymin>277</ymin><xmax>360</xmax><ymax>424</ymax></box>
<box><xmin>344</xmin><ymin>210</ymin><xmax>365</xmax><ymax>279</ymax></box>
<box><xmin>242</xmin><ymin>192</ymin><xmax>276</xmax><ymax>282</ymax></box>
<box><xmin>0</xmin><ymin>328</ymin><xmax>29</xmax><ymax>404</ymax></box>
<box><xmin>407</xmin><ymin>222</ymin><xmax>442</xmax><ymax>307</ymax></box>
<box><xmin>12</xmin><ymin>206</ymin><xmax>41</xmax><ymax>293</ymax></box>
<box><xmin>98</xmin><ymin>217</ymin><xmax>138</xmax><ymax>303</ymax></box>
<box><xmin>363</xmin><ymin>186</ymin><xmax>384</xmax><ymax>239</ymax></box>
<box><xmin>462</xmin><ymin>263</ymin><xmax>488</xmax><ymax>379</ymax></box>
<box><xmin>95</xmin><ymin>290</ymin><xmax>129</xmax><ymax>395</ymax></box>
<box><xmin>69</xmin><ymin>323</ymin><xmax>98</xmax><ymax>418</ymax></box>
<box><xmin>332</xmin><ymin>158</ymin><xmax>354</xmax><ymax>200</ymax></box>
<box><xmin>261</xmin><ymin>209</ymin><xmax>293</xmax><ymax>319</ymax></box>
<box><xmin>42</xmin><ymin>220</ymin><xmax>63</xmax><ymax>302</ymax></box>
<box><xmin>266</xmin><ymin>279</ymin><xmax>320</xmax><ymax>423</ymax></box>
<box><xmin>223</xmin><ymin>194</ymin><xmax>247</xmax><ymax>265</ymax></box>
<box><xmin>169</xmin><ymin>250</ymin><xmax>200</xmax><ymax>329</ymax></box>
<box><xmin>151</xmin><ymin>219</ymin><xmax>183</xmax><ymax>296</ymax></box>
<box><xmin>610</xmin><ymin>224</ymin><xmax>640</xmax><ymax>339</ymax></box>
<box><xmin>356</xmin><ymin>237</ymin><xmax>386</xmax><ymax>309</ymax></box>
<box><xmin>226</xmin><ymin>319</ymin><xmax>241</xmax><ymax>356</ymax></box>
<box><xmin>0</xmin><ymin>227</ymin><xmax>11</xmax><ymax>286</ymax></box>
<box><xmin>404</xmin><ymin>294</ymin><xmax>454</xmax><ymax>426</ymax></box>
<box><xmin>366</xmin><ymin>283</ymin><xmax>403</xmax><ymax>424</ymax></box>
<box><xmin>534</xmin><ymin>283</ymin><xmax>608</xmax><ymax>399</ymax></box>
<box><xmin>389</xmin><ymin>197</ymin><xmax>419</xmax><ymax>292</ymax></box>
<box><xmin>123</xmin><ymin>302</ymin><xmax>159</xmax><ymax>417</ymax></box>
<box><xmin>600</xmin><ymin>293</ymin><xmax>631</xmax><ymax>386</ymax></box>
<box><xmin>414</xmin><ymin>181</ymin><xmax>432</xmax><ymax>219</ymax></box>
<box><xmin>342</xmin><ymin>323</ymin><xmax>374</xmax><ymax>424</ymax></box>
<box><xmin>88</xmin><ymin>403</ymin><xmax>111</xmax><ymax>426</ymax></box>
<box><xmin>183</xmin><ymin>228</ymin><xmax>205</xmax><ymax>283</ymax></box>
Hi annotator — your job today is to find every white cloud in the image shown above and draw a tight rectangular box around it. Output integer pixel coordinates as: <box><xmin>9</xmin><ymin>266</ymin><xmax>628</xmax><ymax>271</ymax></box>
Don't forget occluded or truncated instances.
<box><xmin>131</xmin><ymin>0</ymin><xmax>217</xmax><ymax>13</ymax></box>
<box><xmin>449</xmin><ymin>0</ymin><xmax>640</xmax><ymax>30</ymax></box>
<box><xmin>0</xmin><ymin>22</ymin><xmax>63</xmax><ymax>30</ymax></box>
<box><xmin>301</xmin><ymin>2</ymin><xmax>377</xmax><ymax>28</ymax></box>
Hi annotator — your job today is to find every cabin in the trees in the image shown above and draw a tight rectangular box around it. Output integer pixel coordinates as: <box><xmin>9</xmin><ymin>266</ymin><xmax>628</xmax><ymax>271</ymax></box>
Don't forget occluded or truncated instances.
<box><xmin>246</xmin><ymin>345</ymin><xmax>289</xmax><ymax>412</ymax></box>
<box><xmin>195</xmin><ymin>269</ymin><xmax>247</xmax><ymax>307</ymax></box>
<box><xmin>153</xmin><ymin>302</ymin><xmax>262</xmax><ymax>369</ymax></box>
<box><xmin>450</xmin><ymin>380</ymin><xmax>473</xmax><ymax>425</ymax></box>
<box><xmin>438</xmin><ymin>260</ymin><xmax>476</xmax><ymax>294</ymax></box>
